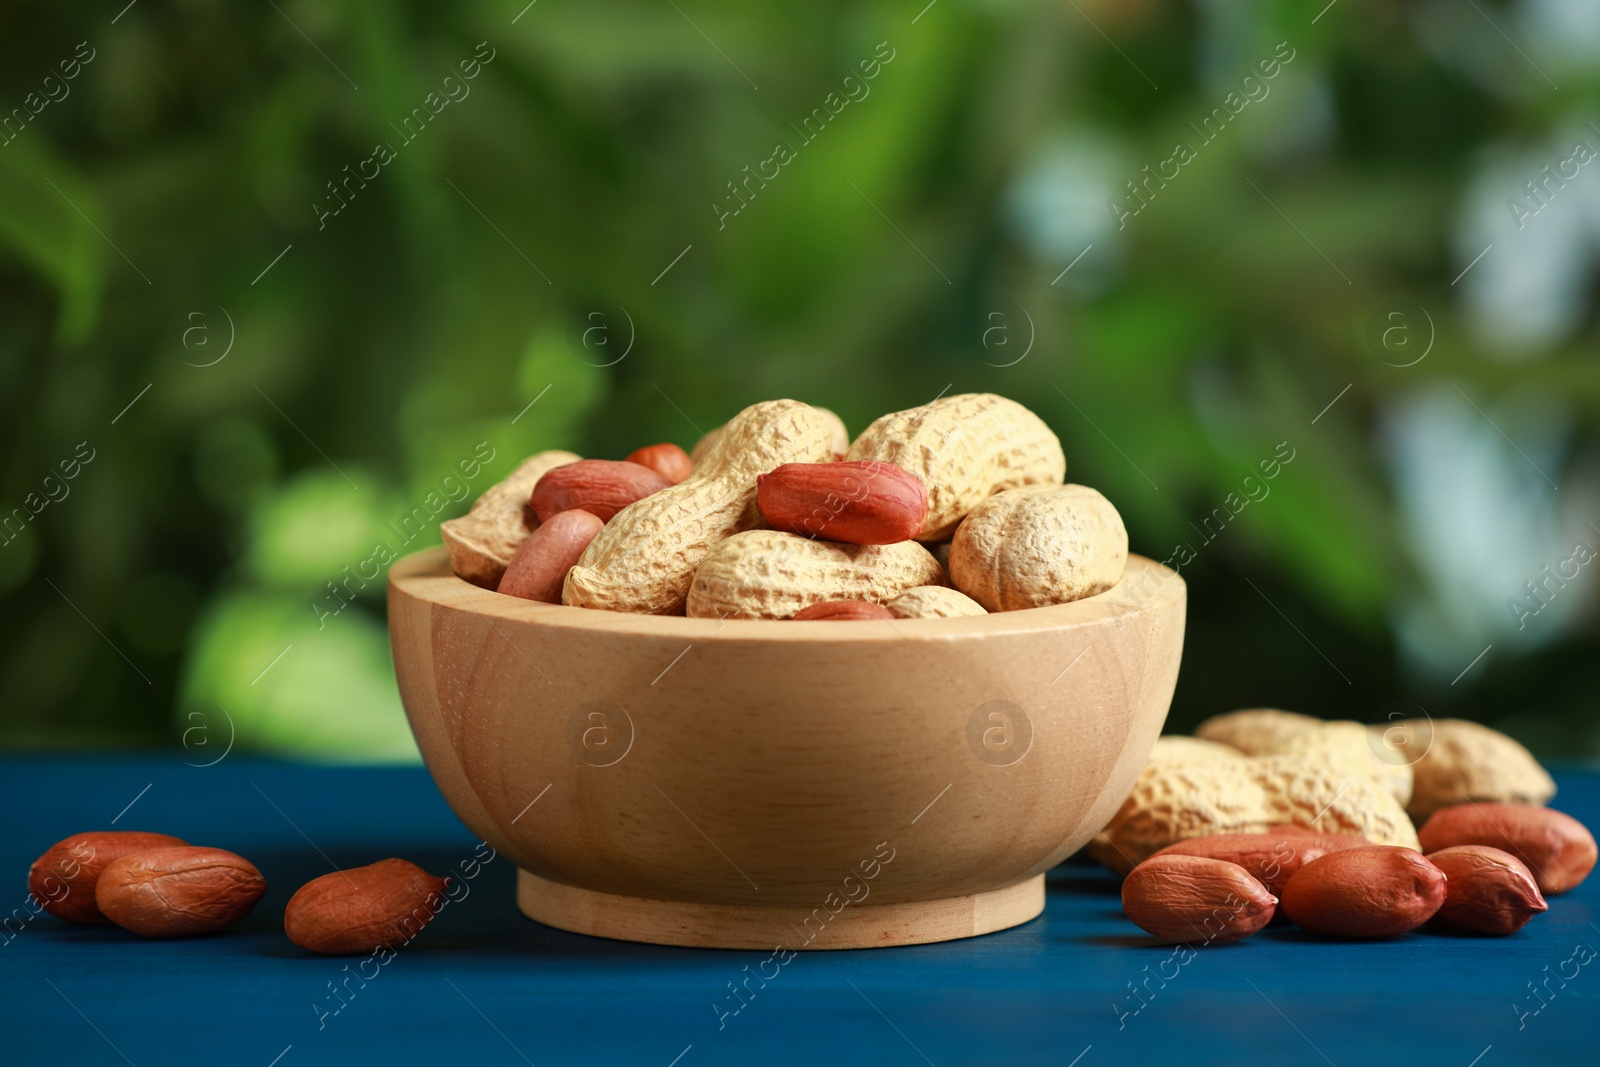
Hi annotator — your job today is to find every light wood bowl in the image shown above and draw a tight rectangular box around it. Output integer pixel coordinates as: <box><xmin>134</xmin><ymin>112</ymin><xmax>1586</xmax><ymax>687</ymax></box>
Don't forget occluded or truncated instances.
<box><xmin>388</xmin><ymin>547</ymin><xmax>1185</xmax><ymax>949</ymax></box>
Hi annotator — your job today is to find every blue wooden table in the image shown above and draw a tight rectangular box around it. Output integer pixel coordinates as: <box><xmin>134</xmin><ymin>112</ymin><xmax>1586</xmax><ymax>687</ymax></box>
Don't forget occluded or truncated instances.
<box><xmin>4</xmin><ymin>755</ymin><xmax>1595</xmax><ymax>1066</ymax></box>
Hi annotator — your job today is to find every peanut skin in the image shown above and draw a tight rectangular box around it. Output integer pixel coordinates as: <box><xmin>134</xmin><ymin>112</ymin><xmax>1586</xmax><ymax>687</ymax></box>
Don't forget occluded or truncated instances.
<box><xmin>531</xmin><ymin>460</ymin><xmax>671</xmax><ymax>523</ymax></box>
<box><xmin>1148</xmin><ymin>831</ymin><xmax>1367</xmax><ymax>900</ymax></box>
<box><xmin>441</xmin><ymin>450</ymin><xmax>581</xmax><ymax>588</ymax></box>
<box><xmin>757</xmin><ymin>462</ymin><xmax>927</xmax><ymax>544</ymax></box>
<box><xmin>498</xmin><ymin>509</ymin><xmax>605</xmax><ymax>603</ymax></box>
<box><xmin>626</xmin><ymin>443</ymin><xmax>694</xmax><ymax>484</ymax></box>
<box><xmin>28</xmin><ymin>831</ymin><xmax>188</xmax><ymax>924</ymax></box>
<box><xmin>565</xmin><ymin>400</ymin><xmax>837</xmax><ymax>614</ymax></box>
<box><xmin>791</xmin><ymin>600</ymin><xmax>896</xmax><ymax>621</ymax></box>
<box><xmin>1426</xmin><ymin>845</ymin><xmax>1547</xmax><ymax>936</ymax></box>
<box><xmin>846</xmin><ymin>393</ymin><xmax>1064</xmax><ymax>541</ymax></box>
<box><xmin>1280</xmin><ymin>846</ymin><xmax>1446</xmax><ymax>938</ymax></box>
<box><xmin>1121</xmin><ymin>854</ymin><xmax>1277</xmax><ymax>944</ymax></box>
<box><xmin>95</xmin><ymin>846</ymin><xmax>265</xmax><ymax>937</ymax></box>
<box><xmin>1418</xmin><ymin>802</ymin><xmax>1595</xmax><ymax>895</ymax></box>
<box><xmin>284</xmin><ymin>858</ymin><xmax>449</xmax><ymax>955</ymax></box>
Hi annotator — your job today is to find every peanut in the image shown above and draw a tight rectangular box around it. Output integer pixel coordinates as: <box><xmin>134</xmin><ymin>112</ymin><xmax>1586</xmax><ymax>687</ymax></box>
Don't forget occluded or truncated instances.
<box><xmin>1270</xmin><ymin>720</ymin><xmax>1412</xmax><ymax>809</ymax></box>
<box><xmin>686</xmin><ymin>530</ymin><xmax>945</xmax><ymax>619</ymax></box>
<box><xmin>1092</xmin><ymin>741</ymin><xmax>1419</xmax><ymax>874</ymax></box>
<box><xmin>531</xmin><ymin>459</ymin><xmax>671</xmax><ymax>523</ymax></box>
<box><xmin>689</xmin><ymin>427</ymin><xmax>720</xmax><ymax>466</ymax></box>
<box><xmin>1199</xmin><ymin>710</ymin><xmax>1554</xmax><ymax>821</ymax></box>
<box><xmin>792</xmin><ymin>600</ymin><xmax>896</xmax><ymax>621</ymax></box>
<box><xmin>1145</xmin><ymin>734</ymin><xmax>1256</xmax><ymax>767</ymax></box>
<box><xmin>497</xmin><ymin>509</ymin><xmax>605</xmax><ymax>603</ymax></box>
<box><xmin>1120</xmin><ymin>854</ymin><xmax>1276</xmax><ymax>944</ymax></box>
<box><xmin>1385</xmin><ymin>718</ymin><xmax>1556</xmax><ymax>819</ymax></box>
<box><xmin>94</xmin><ymin>846</ymin><xmax>265</xmax><ymax>937</ymax></box>
<box><xmin>692</xmin><ymin>406</ymin><xmax>849</xmax><ymax>468</ymax></box>
<box><xmin>885</xmin><ymin>585</ymin><xmax>987</xmax><ymax>619</ymax></box>
<box><xmin>284</xmin><ymin>858</ymin><xmax>449</xmax><ymax>955</ymax></box>
<box><xmin>1198</xmin><ymin>710</ymin><xmax>1413</xmax><ymax>808</ymax></box>
<box><xmin>1280</xmin><ymin>846</ymin><xmax>1446</xmax><ymax>938</ymax></box>
<box><xmin>1195</xmin><ymin>708</ymin><xmax>1322</xmax><ymax>754</ymax></box>
<box><xmin>626</xmin><ymin>442</ymin><xmax>694</xmax><ymax>484</ymax></box>
<box><xmin>1425</xmin><ymin>845</ymin><xmax>1547</xmax><ymax>936</ymax></box>
<box><xmin>1418</xmin><ymin>802</ymin><xmax>1595</xmax><ymax>895</ymax></box>
<box><xmin>1148</xmin><ymin>830</ymin><xmax>1367</xmax><ymax>899</ymax></box>
<box><xmin>1087</xmin><ymin>736</ymin><xmax>1256</xmax><ymax>874</ymax></box>
<box><xmin>949</xmin><ymin>485</ymin><xmax>1127</xmax><ymax>612</ymax></box>
<box><xmin>846</xmin><ymin>393</ymin><xmax>1065</xmax><ymax>541</ymax></box>
<box><xmin>28</xmin><ymin>831</ymin><xmax>188</xmax><ymax>924</ymax></box>
<box><xmin>757</xmin><ymin>461</ymin><xmax>927</xmax><ymax>544</ymax></box>
<box><xmin>564</xmin><ymin>401</ymin><xmax>837</xmax><ymax>614</ymax></box>
<box><xmin>441</xmin><ymin>450</ymin><xmax>581</xmax><ymax>588</ymax></box>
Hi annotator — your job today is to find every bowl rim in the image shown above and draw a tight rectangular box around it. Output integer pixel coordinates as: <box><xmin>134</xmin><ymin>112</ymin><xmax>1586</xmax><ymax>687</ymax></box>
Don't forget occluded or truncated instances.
<box><xmin>390</xmin><ymin>547</ymin><xmax>1184</xmax><ymax>643</ymax></box>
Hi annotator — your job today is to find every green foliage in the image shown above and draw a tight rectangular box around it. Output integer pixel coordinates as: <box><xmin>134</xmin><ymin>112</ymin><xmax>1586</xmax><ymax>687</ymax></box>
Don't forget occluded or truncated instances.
<box><xmin>1</xmin><ymin>0</ymin><xmax>1596</xmax><ymax>759</ymax></box>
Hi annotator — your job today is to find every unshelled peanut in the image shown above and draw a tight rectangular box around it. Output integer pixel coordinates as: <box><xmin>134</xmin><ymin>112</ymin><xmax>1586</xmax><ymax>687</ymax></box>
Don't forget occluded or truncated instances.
<box><xmin>692</xmin><ymin>406</ymin><xmax>849</xmax><ymax>468</ymax></box>
<box><xmin>441</xmin><ymin>450</ymin><xmax>581</xmax><ymax>588</ymax></box>
<box><xmin>885</xmin><ymin>585</ymin><xmax>987</xmax><ymax>619</ymax></box>
<box><xmin>846</xmin><ymin>393</ymin><xmax>1065</xmax><ymax>541</ymax></box>
<box><xmin>1385</xmin><ymin>718</ymin><xmax>1556</xmax><ymax>819</ymax></box>
<box><xmin>1198</xmin><ymin>709</ymin><xmax>1555</xmax><ymax>820</ymax></box>
<box><xmin>1092</xmin><ymin>741</ymin><xmax>1419</xmax><ymax>874</ymax></box>
<box><xmin>687</xmin><ymin>530</ymin><xmax>945</xmax><ymax>619</ymax></box>
<box><xmin>949</xmin><ymin>484</ymin><xmax>1127</xmax><ymax>612</ymax></box>
<box><xmin>564</xmin><ymin>401</ymin><xmax>837</xmax><ymax>614</ymax></box>
<box><xmin>1195</xmin><ymin>708</ymin><xmax>1322</xmax><ymax>754</ymax></box>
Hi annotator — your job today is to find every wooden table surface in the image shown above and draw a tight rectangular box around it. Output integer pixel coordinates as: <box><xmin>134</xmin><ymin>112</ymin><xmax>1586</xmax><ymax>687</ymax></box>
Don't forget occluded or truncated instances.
<box><xmin>4</xmin><ymin>755</ymin><xmax>1595</xmax><ymax>1066</ymax></box>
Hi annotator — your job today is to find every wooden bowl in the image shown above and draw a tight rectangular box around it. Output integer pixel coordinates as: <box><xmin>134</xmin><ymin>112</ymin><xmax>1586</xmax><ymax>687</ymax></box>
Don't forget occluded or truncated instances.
<box><xmin>388</xmin><ymin>547</ymin><xmax>1185</xmax><ymax>949</ymax></box>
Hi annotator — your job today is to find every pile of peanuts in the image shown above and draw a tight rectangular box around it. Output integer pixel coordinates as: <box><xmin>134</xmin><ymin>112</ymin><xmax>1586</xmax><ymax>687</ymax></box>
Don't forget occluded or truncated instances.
<box><xmin>1098</xmin><ymin>710</ymin><xmax>1596</xmax><ymax>942</ymax></box>
<box><xmin>28</xmin><ymin>831</ymin><xmax>452</xmax><ymax>954</ymax></box>
<box><xmin>440</xmin><ymin>394</ymin><xmax>1130</xmax><ymax>619</ymax></box>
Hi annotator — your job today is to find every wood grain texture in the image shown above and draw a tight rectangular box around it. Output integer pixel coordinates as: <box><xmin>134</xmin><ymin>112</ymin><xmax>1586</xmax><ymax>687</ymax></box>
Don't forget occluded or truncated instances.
<box><xmin>516</xmin><ymin>870</ymin><xmax>1045</xmax><ymax>949</ymax></box>
<box><xmin>389</xmin><ymin>546</ymin><xmax>1186</xmax><ymax>948</ymax></box>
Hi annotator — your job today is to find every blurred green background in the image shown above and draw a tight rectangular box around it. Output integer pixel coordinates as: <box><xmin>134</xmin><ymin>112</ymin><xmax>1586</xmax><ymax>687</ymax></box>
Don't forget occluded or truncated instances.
<box><xmin>1</xmin><ymin>0</ymin><xmax>1596</xmax><ymax>762</ymax></box>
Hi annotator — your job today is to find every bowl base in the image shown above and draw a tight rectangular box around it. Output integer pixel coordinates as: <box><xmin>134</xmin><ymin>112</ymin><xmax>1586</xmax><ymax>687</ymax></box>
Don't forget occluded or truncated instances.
<box><xmin>516</xmin><ymin>870</ymin><xmax>1045</xmax><ymax>950</ymax></box>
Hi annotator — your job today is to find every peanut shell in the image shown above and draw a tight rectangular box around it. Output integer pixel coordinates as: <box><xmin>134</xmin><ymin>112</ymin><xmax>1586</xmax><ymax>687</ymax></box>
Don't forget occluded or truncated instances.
<box><xmin>686</xmin><ymin>530</ymin><xmax>945</xmax><ymax>619</ymax></box>
<box><xmin>441</xmin><ymin>450</ymin><xmax>581</xmax><ymax>588</ymax></box>
<box><xmin>846</xmin><ymin>393</ymin><xmax>1065</xmax><ymax>541</ymax></box>
<box><xmin>949</xmin><ymin>484</ymin><xmax>1126</xmax><ymax>612</ymax></box>
<box><xmin>885</xmin><ymin>585</ymin><xmax>987</xmax><ymax>619</ymax></box>
<box><xmin>1388</xmin><ymin>719</ymin><xmax>1556</xmax><ymax>819</ymax></box>
<box><xmin>564</xmin><ymin>401</ymin><xmax>837</xmax><ymax>614</ymax></box>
